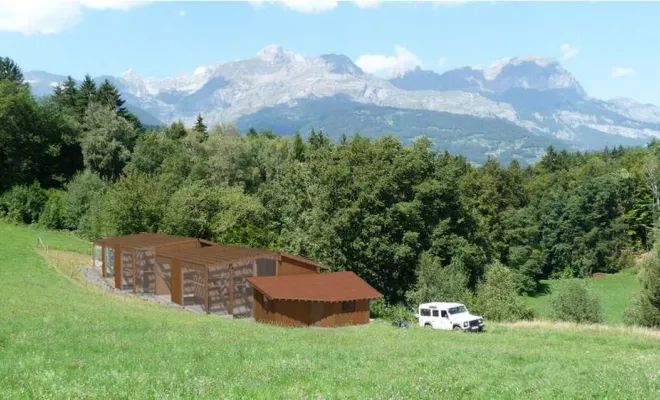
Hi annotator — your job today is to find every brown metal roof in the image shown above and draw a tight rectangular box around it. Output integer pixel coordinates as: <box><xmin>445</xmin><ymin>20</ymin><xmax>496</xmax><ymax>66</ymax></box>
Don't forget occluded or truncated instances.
<box><xmin>159</xmin><ymin>244</ymin><xmax>280</xmax><ymax>267</ymax></box>
<box><xmin>247</xmin><ymin>271</ymin><xmax>383</xmax><ymax>302</ymax></box>
<box><xmin>93</xmin><ymin>233</ymin><xmax>198</xmax><ymax>249</ymax></box>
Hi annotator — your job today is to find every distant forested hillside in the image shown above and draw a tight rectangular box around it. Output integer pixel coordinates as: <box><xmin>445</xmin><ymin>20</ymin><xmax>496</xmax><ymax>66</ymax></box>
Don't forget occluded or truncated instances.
<box><xmin>2</xmin><ymin>57</ymin><xmax>660</xmax><ymax>324</ymax></box>
<box><xmin>236</xmin><ymin>95</ymin><xmax>565</xmax><ymax>165</ymax></box>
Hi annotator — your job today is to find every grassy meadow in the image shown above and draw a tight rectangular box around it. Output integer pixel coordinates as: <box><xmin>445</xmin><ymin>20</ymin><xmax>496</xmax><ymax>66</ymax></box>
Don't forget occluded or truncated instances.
<box><xmin>525</xmin><ymin>273</ymin><xmax>641</xmax><ymax>324</ymax></box>
<box><xmin>0</xmin><ymin>222</ymin><xmax>659</xmax><ymax>399</ymax></box>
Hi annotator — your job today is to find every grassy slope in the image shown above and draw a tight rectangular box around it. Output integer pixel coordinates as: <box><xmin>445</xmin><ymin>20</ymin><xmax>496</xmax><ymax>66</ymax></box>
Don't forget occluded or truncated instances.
<box><xmin>0</xmin><ymin>223</ymin><xmax>659</xmax><ymax>399</ymax></box>
<box><xmin>525</xmin><ymin>274</ymin><xmax>640</xmax><ymax>324</ymax></box>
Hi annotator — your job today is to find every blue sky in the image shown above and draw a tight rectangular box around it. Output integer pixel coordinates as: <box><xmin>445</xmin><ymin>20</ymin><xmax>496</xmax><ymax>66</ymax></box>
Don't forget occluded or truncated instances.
<box><xmin>1</xmin><ymin>1</ymin><xmax>660</xmax><ymax>105</ymax></box>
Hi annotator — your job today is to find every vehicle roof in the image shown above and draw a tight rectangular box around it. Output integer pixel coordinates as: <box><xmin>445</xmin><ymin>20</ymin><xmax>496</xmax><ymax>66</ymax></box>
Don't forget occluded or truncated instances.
<box><xmin>418</xmin><ymin>302</ymin><xmax>464</xmax><ymax>309</ymax></box>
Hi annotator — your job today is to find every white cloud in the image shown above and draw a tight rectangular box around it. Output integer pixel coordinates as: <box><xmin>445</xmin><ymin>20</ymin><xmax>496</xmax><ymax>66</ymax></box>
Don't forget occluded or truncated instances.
<box><xmin>249</xmin><ymin>0</ymin><xmax>338</xmax><ymax>13</ymax></box>
<box><xmin>0</xmin><ymin>0</ymin><xmax>148</xmax><ymax>34</ymax></box>
<box><xmin>251</xmin><ymin>0</ymin><xmax>463</xmax><ymax>13</ymax></box>
<box><xmin>355</xmin><ymin>45</ymin><xmax>423</xmax><ymax>76</ymax></box>
<box><xmin>178</xmin><ymin>10</ymin><xmax>186</xmax><ymax>17</ymax></box>
<box><xmin>437</xmin><ymin>57</ymin><xmax>447</xmax><ymax>68</ymax></box>
<box><xmin>612</xmin><ymin>67</ymin><xmax>635</xmax><ymax>78</ymax></box>
<box><xmin>353</xmin><ymin>0</ymin><xmax>381</xmax><ymax>8</ymax></box>
<box><xmin>560</xmin><ymin>43</ymin><xmax>579</xmax><ymax>60</ymax></box>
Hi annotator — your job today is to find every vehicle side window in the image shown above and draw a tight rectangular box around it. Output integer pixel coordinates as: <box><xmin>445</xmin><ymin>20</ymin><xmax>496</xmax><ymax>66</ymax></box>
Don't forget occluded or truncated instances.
<box><xmin>441</xmin><ymin>310</ymin><xmax>448</xmax><ymax>318</ymax></box>
<box><xmin>432</xmin><ymin>310</ymin><xmax>439</xmax><ymax>317</ymax></box>
<box><xmin>420</xmin><ymin>309</ymin><xmax>431</xmax><ymax>317</ymax></box>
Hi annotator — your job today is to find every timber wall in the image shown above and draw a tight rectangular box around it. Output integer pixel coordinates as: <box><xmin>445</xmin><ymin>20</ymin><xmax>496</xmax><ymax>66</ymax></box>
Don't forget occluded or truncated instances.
<box><xmin>253</xmin><ymin>292</ymin><xmax>371</xmax><ymax>327</ymax></box>
<box><xmin>279</xmin><ymin>256</ymin><xmax>318</xmax><ymax>275</ymax></box>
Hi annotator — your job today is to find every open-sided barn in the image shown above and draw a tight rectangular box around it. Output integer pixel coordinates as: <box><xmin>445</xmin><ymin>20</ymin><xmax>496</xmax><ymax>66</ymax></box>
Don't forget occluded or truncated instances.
<box><xmin>155</xmin><ymin>245</ymin><xmax>327</xmax><ymax>316</ymax></box>
<box><xmin>91</xmin><ymin>234</ymin><xmax>380</xmax><ymax>326</ymax></box>
<box><xmin>92</xmin><ymin>233</ymin><xmax>202</xmax><ymax>293</ymax></box>
<box><xmin>247</xmin><ymin>271</ymin><xmax>383</xmax><ymax>327</ymax></box>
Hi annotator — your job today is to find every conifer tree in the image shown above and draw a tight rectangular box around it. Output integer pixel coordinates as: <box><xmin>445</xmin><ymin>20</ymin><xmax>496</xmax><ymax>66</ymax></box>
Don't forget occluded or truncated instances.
<box><xmin>292</xmin><ymin>132</ymin><xmax>305</xmax><ymax>161</ymax></box>
<box><xmin>76</xmin><ymin>74</ymin><xmax>97</xmax><ymax>120</ymax></box>
<box><xmin>193</xmin><ymin>113</ymin><xmax>207</xmax><ymax>142</ymax></box>
<box><xmin>53</xmin><ymin>76</ymin><xmax>78</xmax><ymax>110</ymax></box>
<box><xmin>97</xmin><ymin>79</ymin><xmax>127</xmax><ymax>114</ymax></box>
<box><xmin>0</xmin><ymin>57</ymin><xmax>25</xmax><ymax>84</ymax></box>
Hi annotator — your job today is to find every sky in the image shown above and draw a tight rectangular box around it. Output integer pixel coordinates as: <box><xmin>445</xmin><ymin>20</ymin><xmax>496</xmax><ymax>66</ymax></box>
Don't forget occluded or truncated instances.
<box><xmin>1</xmin><ymin>0</ymin><xmax>660</xmax><ymax>105</ymax></box>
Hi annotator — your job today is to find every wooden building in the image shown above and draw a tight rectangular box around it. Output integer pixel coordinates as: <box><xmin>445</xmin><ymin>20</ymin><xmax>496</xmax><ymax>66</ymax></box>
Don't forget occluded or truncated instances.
<box><xmin>155</xmin><ymin>245</ymin><xmax>328</xmax><ymax>316</ymax></box>
<box><xmin>92</xmin><ymin>233</ymin><xmax>201</xmax><ymax>293</ymax></box>
<box><xmin>247</xmin><ymin>271</ymin><xmax>383</xmax><ymax>327</ymax></box>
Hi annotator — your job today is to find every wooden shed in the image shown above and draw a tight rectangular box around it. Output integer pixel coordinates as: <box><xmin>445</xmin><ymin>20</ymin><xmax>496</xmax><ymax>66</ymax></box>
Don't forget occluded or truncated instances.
<box><xmin>157</xmin><ymin>245</ymin><xmax>328</xmax><ymax>316</ymax></box>
<box><xmin>247</xmin><ymin>271</ymin><xmax>383</xmax><ymax>327</ymax></box>
<box><xmin>92</xmin><ymin>233</ymin><xmax>201</xmax><ymax>293</ymax></box>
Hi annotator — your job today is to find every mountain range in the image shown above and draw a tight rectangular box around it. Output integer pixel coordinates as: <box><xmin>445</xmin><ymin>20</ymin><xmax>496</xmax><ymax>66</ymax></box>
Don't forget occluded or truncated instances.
<box><xmin>24</xmin><ymin>45</ymin><xmax>660</xmax><ymax>164</ymax></box>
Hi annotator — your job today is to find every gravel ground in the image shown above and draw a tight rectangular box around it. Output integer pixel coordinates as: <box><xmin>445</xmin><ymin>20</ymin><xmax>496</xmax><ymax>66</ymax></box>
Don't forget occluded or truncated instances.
<box><xmin>80</xmin><ymin>265</ymin><xmax>189</xmax><ymax>311</ymax></box>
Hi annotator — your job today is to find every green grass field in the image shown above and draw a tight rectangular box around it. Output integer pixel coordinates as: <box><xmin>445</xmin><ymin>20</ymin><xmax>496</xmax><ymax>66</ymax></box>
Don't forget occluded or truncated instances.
<box><xmin>1</xmin><ymin>223</ymin><xmax>659</xmax><ymax>399</ymax></box>
<box><xmin>525</xmin><ymin>273</ymin><xmax>641</xmax><ymax>324</ymax></box>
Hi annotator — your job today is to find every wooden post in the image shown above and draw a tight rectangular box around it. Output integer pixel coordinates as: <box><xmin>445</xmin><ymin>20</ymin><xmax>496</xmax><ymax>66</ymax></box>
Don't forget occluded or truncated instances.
<box><xmin>228</xmin><ymin>264</ymin><xmax>234</xmax><ymax>315</ymax></box>
<box><xmin>133</xmin><ymin>250</ymin><xmax>137</xmax><ymax>294</ymax></box>
<box><xmin>101</xmin><ymin>245</ymin><xmax>107</xmax><ymax>278</ymax></box>
<box><xmin>114</xmin><ymin>245</ymin><xmax>121</xmax><ymax>289</ymax></box>
<box><xmin>205</xmin><ymin>267</ymin><xmax>209</xmax><ymax>314</ymax></box>
<box><xmin>171</xmin><ymin>258</ymin><xmax>182</xmax><ymax>305</ymax></box>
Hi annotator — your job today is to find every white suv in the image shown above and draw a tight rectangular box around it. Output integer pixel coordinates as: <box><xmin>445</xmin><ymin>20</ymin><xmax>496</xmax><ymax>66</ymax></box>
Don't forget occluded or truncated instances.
<box><xmin>417</xmin><ymin>302</ymin><xmax>485</xmax><ymax>332</ymax></box>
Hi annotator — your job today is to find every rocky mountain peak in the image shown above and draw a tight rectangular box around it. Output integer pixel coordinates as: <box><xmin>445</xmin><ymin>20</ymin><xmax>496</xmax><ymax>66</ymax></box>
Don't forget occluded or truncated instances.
<box><xmin>319</xmin><ymin>54</ymin><xmax>363</xmax><ymax>76</ymax></box>
<box><xmin>256</xmin><ymin>44</ymin><xmax>305</xmax><ymax>63</ymax></box>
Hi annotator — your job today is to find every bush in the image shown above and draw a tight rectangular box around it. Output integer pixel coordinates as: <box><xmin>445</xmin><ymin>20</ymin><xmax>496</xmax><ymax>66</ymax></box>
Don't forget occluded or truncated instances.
<box><xmin>160</xmin><ymin>182</ymin><xmax>222</xmax><ymax>240</ymax></box>
<box><xmin>406</xmin><ymin>252</ymin><xmax>473</xmax><ymax>306</ymax></box>
<box><xmin>39</xmin><ymin>189</ymin><xmax>67</xmax><ymax>230</ymax></box>
<box><xmin>64</xmin><ymin>171</ymin><xmax>106</xmax><ymax>231</ymax></box>
<box><xmin>549</xmin><ymin>279</ymin><xmax>603</xmax><ymax>324</ymax></box>
<box><xmin>369</xmin><ymin>299</ymin><xmax>415</xmax><ymax>322</ymax></box>
<box><xmin>473</xmin><ymin>262</ymin><xmax>534</xmax><ymax>322</ymax></box>
<box><xmin>0</xmin><ymin>182</ymin><xmax>47</xmax><ymax>224</ymax></box>
<box><xmin>624</xmin><ymin>243</ymin><xmax>660</xmax><ymax>327</ymax></box>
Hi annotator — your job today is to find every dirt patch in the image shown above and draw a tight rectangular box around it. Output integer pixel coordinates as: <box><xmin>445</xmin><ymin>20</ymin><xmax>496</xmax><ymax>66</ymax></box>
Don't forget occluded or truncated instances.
<box><xmin>591</xmin><ymin>272</ymin><xmax>608</xmax><ymax>278</ymax></box>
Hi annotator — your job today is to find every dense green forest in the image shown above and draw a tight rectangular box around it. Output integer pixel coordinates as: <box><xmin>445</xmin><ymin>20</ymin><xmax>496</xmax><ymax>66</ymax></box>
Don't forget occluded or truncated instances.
<box><xmin>1</xmin><ymin>57</ymin><xmax>659</xmax><ymax>325</ymax></box>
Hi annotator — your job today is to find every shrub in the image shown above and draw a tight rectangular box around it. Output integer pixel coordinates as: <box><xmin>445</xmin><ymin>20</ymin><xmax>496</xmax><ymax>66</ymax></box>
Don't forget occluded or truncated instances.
<box><xmin>473</xmin><ymin>262</ymin><xmax>534</xmax><ymax>322</ymax></box>
<box><xmin>64</xmin><ymin>171</ymin><xmax>106</xmax><ymax>231</ymax></box>
<box><xmin>549</xmin><ymin>279</ymin><xmax>603</xmax><ymax>324</ymax></box>
<box><xmin>369</xmin><ymin>299</ymin><xmax>415</xmax><ymax>322</ymax></box>
<box><xmin>624</xmin><ymin>243</ymin><xmax>660</xmax><ymax>327</ymax></box>
<box><xmin>406</xmin><ymin>252</ymin><xmax>473</xmax><ymax>306</ymax></box>
<box><xmin>0</xmin><ymin>182</ymin><xmax>47</xmax><ymax>224</ymax></box>
<box><xmin>39</xmin><ymin>189</ymin><xmax>67</xmax><ymax>230</ymax></box>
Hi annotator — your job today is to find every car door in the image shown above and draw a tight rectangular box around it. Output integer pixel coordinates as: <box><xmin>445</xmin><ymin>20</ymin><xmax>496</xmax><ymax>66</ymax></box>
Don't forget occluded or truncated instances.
<box><xmin>439</xmin><ymin>310</ymin><xmax>453</xmax><ymax>330</ymax></box>
<box><xmin>430</xmin><ymin>309</ymin><xmax>444</xmax><ymax>329</ymax></box>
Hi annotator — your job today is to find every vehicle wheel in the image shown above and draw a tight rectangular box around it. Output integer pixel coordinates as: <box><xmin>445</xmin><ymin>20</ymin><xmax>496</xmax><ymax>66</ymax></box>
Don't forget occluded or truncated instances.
<box><xmin>452</xmin><ymin>325</ymin><xmax>462</xmax><ymax>331</ymax></box>
<box><xmin>424</xmin><ymin>323</ymin><xmax>432</xmax><ymax>329</ymax></box>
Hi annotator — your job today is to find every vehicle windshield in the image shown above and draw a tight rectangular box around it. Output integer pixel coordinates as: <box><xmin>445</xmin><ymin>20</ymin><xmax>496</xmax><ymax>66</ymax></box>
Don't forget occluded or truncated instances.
<box><xmin>448</xmin><ymin>306</ymin><xmax>467</xmax><ymax>315</ymax></box>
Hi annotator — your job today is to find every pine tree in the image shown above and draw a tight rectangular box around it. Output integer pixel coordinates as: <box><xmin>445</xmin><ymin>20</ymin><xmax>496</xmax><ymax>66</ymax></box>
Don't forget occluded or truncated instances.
<box><xmin>0</xmin><ymin>57</ymin><xmax>25</xmax><ymax>84</ymax></box>
<box><xmin>292</xmin><ymin>132</ymin><xmax>305</xmax><ymax>161</ymax></box>
<box><xmin>340</xmin><ymin>132</ymin><xmax>348</xmax><ymax>145</ymax></box>
<box><xmin>76</xmin><ymin>74</ymin><xmax>98</xmax><ymax>120</ymax></box>
<box><xmin>53</xmin><ymin>76</ymin><xmax>78</xmax><ymax>110</ymax></box>
<box><xmin>308</xmin><ymin>128</ymin><xmax>329</xmax><ymax>149</ymax></box>
<box><xmin>97</xmin><ymin>79</ymin><xmax>127</xmax><ymax>114</ymax></box>
<box><xmin>193</xmin><ymin>113</ymin><xmax>207</xmax><ymax>142</ymax></box>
